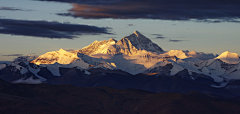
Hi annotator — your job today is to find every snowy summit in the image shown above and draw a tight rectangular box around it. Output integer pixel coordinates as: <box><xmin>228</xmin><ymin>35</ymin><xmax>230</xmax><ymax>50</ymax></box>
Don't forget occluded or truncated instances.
<box><xmin>79</xmin><ymin>30</ymin><xmax>163</xmax><ymax>55</ymax></box>
<box><xmin>31</xmin><ymin>48</ymin><xmax>79</xmax><ymax>65</ymax></box>
<box><xmin>216</xmin><ymin>51</ymin><xmax>240</xmax><ymax>64</ymax></box>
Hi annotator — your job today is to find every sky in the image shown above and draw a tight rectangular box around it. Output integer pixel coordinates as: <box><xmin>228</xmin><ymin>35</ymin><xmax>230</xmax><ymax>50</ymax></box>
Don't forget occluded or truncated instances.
<box><xmin>0</xmin><ymin>0</ymin><xmax>240</xmax><ymax>61</ymax></box>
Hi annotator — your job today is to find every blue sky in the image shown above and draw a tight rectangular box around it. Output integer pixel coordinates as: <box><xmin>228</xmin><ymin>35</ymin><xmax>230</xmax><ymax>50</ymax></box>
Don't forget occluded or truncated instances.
<box><xmin>0</xmin><ymin>0</ymin><xmax>240</xmax><ymax>61</ymax></box>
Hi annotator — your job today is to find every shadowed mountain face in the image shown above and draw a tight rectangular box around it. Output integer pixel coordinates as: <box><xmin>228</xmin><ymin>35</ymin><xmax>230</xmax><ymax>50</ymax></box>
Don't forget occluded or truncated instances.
<box><xmin>33</xmin><ymin>67</ymin><xmax>237</xmax><ymax>98</ymax></box>
<box><xmin>0</xmin><ymin>79</ymin><xmax>240</xmax><ymax>114</ymax></box>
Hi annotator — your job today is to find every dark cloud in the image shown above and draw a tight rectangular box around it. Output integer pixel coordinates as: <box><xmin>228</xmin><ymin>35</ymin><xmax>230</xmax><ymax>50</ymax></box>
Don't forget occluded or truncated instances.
<box><xmin>169</xmin><ymin>39</ymin><xmax>188</xmax><ymax>42</ymax></box>
<box><xmin>151</xmin><ymin>34</ymin><xmax>166</xmax><ymax>39</ymax></box>
<box><xmin>43</xmin><ymin>0</ymin><xmax>240</xmax><ymax>22</ymax></box>
<box><xmin>0</xmin><ymin>7</ymin><xmax>33</xmax><ymax>11</ymax></box>
<box><xmin>0</xmin><ymin>7</ymin><xmax>21</xmax><ymax>11</ymax></box>
<box><xmin>105</xmin><ymin>37</ymin><xmax>116</xmax><ymax>39</ymax></box>
<box><xmin>151</xmin><ymin>34</ymin><xmax>162</xmax><ymax>36</ymax></box>
<box><xmin>2</xmin><ymin>54</ymin><xmax>23</xmax><ymax>56</ymax></box>
<box><xmin>0</xmin><ymin>18</ymin><xmax>112</xmax><ymax>39</ymax></box>
<box><xmin>34</xmin><ymin>0</ymin><xmax>121</xmax><ymax>5</ymax></box>
<box><xmin>155</xmin><ymin>36</ymin><xmax>165</xmax><ymax>39</ymax></box>
<box><xmin>128</xmin><ymin>24</ymin><xmax>134</xmax><ymax>26</ymax></box>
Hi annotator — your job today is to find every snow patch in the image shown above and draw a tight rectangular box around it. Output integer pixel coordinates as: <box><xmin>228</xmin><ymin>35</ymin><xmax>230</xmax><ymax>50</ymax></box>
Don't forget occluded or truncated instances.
<box><xmin>10</xmin><ymin>63</ymin><xmax>28</xmax><ymax>75</ymax></box>
<box><xmin>12</xmin><ymin>77</ymin><xmax>42</xmax><ymax>84</ymax></box>
<box><xmin>84</xmin><ymin>70</ymin><xmax>91</xmax><ymax>75</ymax></box>
<box><xmin>211</xmin><ymin>82</ymin><xmax>228</xmax><ymax>88</ymax></box>
<box><xmin>28</xmin><ymin>66</ymin><xmax>47</xmax><ymax>81</ymax></box>
<box><xmin>45</xmin><ymin>63</ymin><xmax>61</xmax><ymax>76</ymax></box>
<box><xmin>202</xmin><ymin>67</ymin><xmax>210</xmax><ymax>74</ymax></box>
<box><xmin>0</xmin><ymin>64</ymin><xmax>6</xmax><ymax>70</ymax></box>
<box><xmin>170</xmin><ymin>61</ymin><xmax>184</xmax><ymax>75</ymax></box>
<box><xmin>182</xmin><ymin>57</ymin><xmax>202</xmax><ymax>63</ymax></box>
<box><xmin>20</xmin><ymin>68</ymin><xmax>28</xmax><ymax>75</ymax></box>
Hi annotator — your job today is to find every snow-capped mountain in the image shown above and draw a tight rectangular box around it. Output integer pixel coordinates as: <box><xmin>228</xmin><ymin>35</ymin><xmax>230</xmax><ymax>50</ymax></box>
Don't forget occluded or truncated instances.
<box><xmin>78</xmin><ymin>38</ymin><xmax>119</xmax><ymax>55</ymax></box>
<box><xmin>78</xmin><ymin>30</ymin><xmax>163</xmax><ymax>56</ymax></box>
<box><xmin>117</xmin><ymin>30</ymin><xmax>163</xmax><ymax>54</ymax></box>
<box><xmin>167</xmin><ymin>50</ymin><xmax>188</xmax><ymax>59</ymax></box>
<box><xmin>216</xmin><ymin>51</ymin><xmax>240</xmax><ymax>64</ymax></box>
<box><xmin>31</xmin><ymin>48</ymin><xmax>79</xmax><ymax>65</ymax></box>
<box><xmin>1</xmin><ymin>30</ymin><xmax>240</xmax><ymax>98</ymax></box>
<box><xmin>1</xmin><ymin>31</ymin><xmax>240</xmax><ymax>82</ymax></box>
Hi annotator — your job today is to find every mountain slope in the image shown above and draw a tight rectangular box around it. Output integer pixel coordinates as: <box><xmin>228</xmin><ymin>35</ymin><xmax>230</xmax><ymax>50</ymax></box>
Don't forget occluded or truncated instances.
<box><xmin>79</xmin><ymin>38</ymin><xmax>119</xmax><ymax>55</ymax></box>
<box><xmin>0</xmin><ymin>79</ymin><xmax>240</xmax><ymax>114</ymax></box>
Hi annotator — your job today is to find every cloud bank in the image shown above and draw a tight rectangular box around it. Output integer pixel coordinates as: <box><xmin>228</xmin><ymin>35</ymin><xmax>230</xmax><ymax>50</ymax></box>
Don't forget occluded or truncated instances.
<box><xmin>169</xmin><ymin>39</ymin><xmax>187</xmax><ymax>42</ymax></box>
<box><xmin>38</xmin><ymin>0</ymin><xmax>240</xmax><ymax>22</ymax></box>
<box><xmin>0</xmin><ymin>7</ymin><xmax>21</xmax><ymax>11</ymax></box>
<box><xmin>0</xmin><ymin>7</ymin><xmax>33</xmax><ymax>11</ymax></box>
<box><xmin>151</xmin><ymin>34</ymin><xmax>166</xmax><ymax>39</ymax></box>
<box><xmin>0</xmin><ymin>19</ymin><xmax>112</xmax><ymax>39</ymax></box>
<box><xmin>2</xmin><ymin>54</ymin><xmax>23</xmax><ymax>56</ymax></box>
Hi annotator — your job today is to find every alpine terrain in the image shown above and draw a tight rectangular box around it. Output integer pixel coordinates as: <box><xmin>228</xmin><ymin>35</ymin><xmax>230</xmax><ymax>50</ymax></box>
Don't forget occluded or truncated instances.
<box><xmin>1</xmin><ymin>31</ymin><xmax>240</xmax><ymax>98</ymax></box>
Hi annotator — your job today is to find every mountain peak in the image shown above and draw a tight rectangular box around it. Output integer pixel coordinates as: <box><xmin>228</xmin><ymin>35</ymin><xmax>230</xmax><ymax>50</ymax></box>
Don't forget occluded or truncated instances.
<box><xmin>79</xmin><ymin>31</ymin><xmax>163</xmax><ymax>55</ymax></box>
<box><xmin>119</xmin><ymin>31</ymin><xmax>163</xmax><ymax>53</ymax></box>
<box><xmin>79</xmin><ymin>38</ymin><xmax>118</xmax><ymax>55</ymax></box>
<box><xmin>31</xmin><ymin>48</ymin><xmax>79</xmax><ymax>65</ymax></box>
<box><xmin>133</xmin><ymin>30</ymin><xmax>141</xmax><ymax>37</ymax></box>
<box><xmin>217</xmin><ymin>51</ymin><xmax>239</xmax><ymax>59</ymax></box>
<box><xmin>216</xmin><ymin>51</ymin><xmax>240</xmax><ymax>64</ymax></box>
<box><xmin>58</xmin><ymin>48</ymin><xmax>68</xmax><ymax>53</ymax></box>
<box><xmin>167</xmin><ymin>50</ymin><xmax>188</xmax><ymax>59</ymax></box>
<box><xmin>108</xmin><ymin>38</ymin><xmax>117</xmax><ymax>42</ymax></box>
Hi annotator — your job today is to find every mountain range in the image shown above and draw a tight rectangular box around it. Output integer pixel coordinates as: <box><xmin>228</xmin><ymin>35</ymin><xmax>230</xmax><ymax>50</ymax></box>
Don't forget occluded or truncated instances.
<box><xmin>1</xmin><ymin>31</ymin><xmax>240</xmax><ymax>98</ymax></box>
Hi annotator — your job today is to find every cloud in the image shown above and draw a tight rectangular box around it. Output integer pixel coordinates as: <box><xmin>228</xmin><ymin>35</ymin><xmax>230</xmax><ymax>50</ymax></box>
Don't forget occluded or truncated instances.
<box><xmin>151</xmin><ymin>34</ymin><xmax>162</xmax><ymax>36</ymax></box>
<box><xmin>105</xmin><ymin>37</ymin><xmax>116</xmax><ymax>39</ymax></box>
<box><xmin>0</xmin><ymin>18</ymin><xmax>112</xmax><ymax>39</ymax></box>
<box><xmin>169</xmin><ymin>39</ymin><xmax>187</xmax><ymax>42</ymax></box>
<box><xmin>151</xmin><ymin>34</ymin><xmax>166</xmax><ymax>39</ymax></box>
<box><xmin>2</xmin><ymin>54</ymin><xmax>23</xmax><ymax>56</ymax></box>
<box><xmin>155</xmin><ymin>36</ymin><xmax>165</xmax><ymax>39</ymax></box>
<box><xmin>34</xmin><ymin>0</ymin><xmax>120</xmax><ymax>4</ymax></box>
<box><xmin>44</xmin><ymin>0</ymin><xmax>240</xmax><ymax>22</ymax></box>
<box><xmin>0</xmin><ymin>7</ymin><xmax>21</xmax><ymax>11</ymax></box>
<box><xmin>0</xmin><ymin>7</ymin><xmax>33</xmax><ymax>11</ymax></box>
